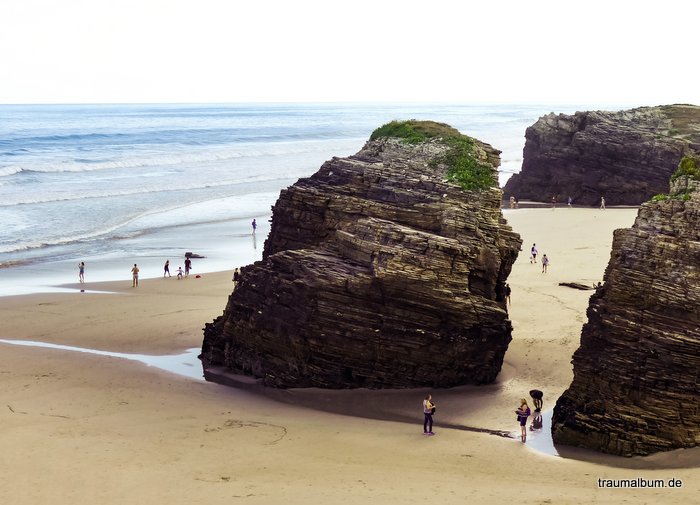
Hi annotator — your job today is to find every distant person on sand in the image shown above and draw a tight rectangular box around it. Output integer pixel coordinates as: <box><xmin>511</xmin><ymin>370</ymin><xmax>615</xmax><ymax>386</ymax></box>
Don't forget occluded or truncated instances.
<box><xmin>177</xmin><ymin>266</ymin><xmax>184</xmax><ymax>279</ymax></box>
<box><xmin>184</xmin><ymin>257</ymin><xmax>191</xmax><ymax>277</ymax></box>
<box><xmin>514</xmin><ymin>198</ymin><xmax>519</xmax><ymax>209</ymax></box>
<box><xmin>516</xmin><ymin>398</ymin><xmax>531</xmax><ymax>442</ymax></box>
<box><xmin>541</xmin><ymin>254</ymin><xmax>549</xmax><ymax>273</ymax></box>
<box><xmin>232</xmin><ymin>267</ymin><xmax>240</xmax><ymax>289</ymax></box>
<box><xmin>131</xmin><ymin>264</ymin><xmax>139</xmax><ymax>287</ymax></box>
<box><xmin>423</xmin><ymin>394</ymin><xmax>436</xmax><ymax>436</ymax></box>
<box><xmin>163</xmin><ymin>259</ymin><xmax>171</xmax><ymax>278</ymax></box>
<box><xmin>567</xmin><ymin>195</ymin><xmax>572</xmax><ymax>208</ymax></box>
<box><xmin>252</xmin><ymin>218</ymin><xmax>257</xmax><ymax>234</ymax></box>
<box><xmin>551</xmin><ymin>195</ymin><xmax>556</xmax><ymax>209</ymax></box>
<box><xmin>530</xmin><ymin>243</ymin><xmax>538</xmax><ymax>263</ymax></box>
<box><xmin>529</xmin><ymin>389</ymin><xmax>544</xmax><ymax>412</ymax></box>
<box><xmin>505</xmin><ymin>283</ymin><xmax>511</xmax><ymax>305</ymax></box>
<box><xmin>78</xmin><ymin>262</ymin><xmax>85</xmax><ymax>283</ymax></box>
<box><xmin>509</xmin><ymin>195</ymin><xmax>515</xmax><ymax>209</ymax></box>
<box><xmin>600</xmin><ymin>196</ymin><xmax>606</xmax><ymax>210</ymax></box>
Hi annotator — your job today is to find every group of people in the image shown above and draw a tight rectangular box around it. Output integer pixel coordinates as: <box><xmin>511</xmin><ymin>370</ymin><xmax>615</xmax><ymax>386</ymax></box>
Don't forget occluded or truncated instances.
<box><xmin>163</xmin><ymin>257</ymin><xmax>192</xmax><ymax>280</ymax></box>
<box><xmin>529</xmin><ymin>243</ymin><xmax>549</xmax><ymax>273</ymax></box>
<box><xmin>422</xmin><ymin>389</ymin><xmax>544</xmax><ymax>443</ymax></box>
<box><xmin>508</xmin><ymin>195</ymin><xmax>607</xmax><ymax>210</ymax></box>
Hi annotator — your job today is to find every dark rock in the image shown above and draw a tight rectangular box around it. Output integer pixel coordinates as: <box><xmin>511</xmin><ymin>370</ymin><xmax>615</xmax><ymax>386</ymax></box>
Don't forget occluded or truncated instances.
<box><xmin>552</xmin><ymin>165</ymin><xmax>700</xmax><ymax>456</ymax></box>
<box><xmin>503</xmin><ymin>104</ymin><xmax>700</xmax><ymax>205</ymax></box>
<box><xmin>201</xmin><ymin>123</ymin><xmax>522</xmax><ymax>388</ymax></box>
<box><xmin>558</xmin><ymin>282</ymin><xmax>595</xmax><ymax>291</ymax></box>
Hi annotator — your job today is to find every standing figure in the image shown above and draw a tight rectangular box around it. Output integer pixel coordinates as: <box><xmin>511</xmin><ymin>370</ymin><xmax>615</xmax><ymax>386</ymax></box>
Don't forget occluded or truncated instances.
<box><xmin>251</xmin><ymin>218</ymin><xmax>257</xmax><ymax>235</ymax></box>
<box><xmin>541</xmin><ymin>254</ymin><xmax>549</xmax><ymax>273</ymax></box>
<box><xmin>232</xmin><ymin>267</ymin><xmax>240</xmax><ymax>289</ymax></box>
<box><xmin>600</xmin><ymin>196</ymin><xmax>606</xmax><ymax>210</ymax></box>
<box><xmin>78</xmin><ymin>262</ymin><xmax>85</xmax><ymax>283</ymax></box>
<box><xmin>504</xmin><ymin>283</ymin><xmax>511</xmax><ymax>305</ymax></box>
<box><xmin>530</xmin><ymin>243</ymin><xmax>538</xmax><ymax>263</ymax></box>
<box><xmin>529</xmin><ymin>389</ymin><xmax>544</xmax><ymax>412</ymax></box>
<box><xmin>551</xmin><ymin>195</ymin><xmax>556</xmax><ymax>209</ymax></box>
<box><xmin>163</xmin><ymin>260</ymin><xmax>171</xmax><ymax>277</ymax></box>
<box><xmin>516</xmin><ymin>398</ymin><xmax>531</xmax><ymax>442</ymax></box>
<box><xmin>184</xmin><ymin>257</ymin><xmax>192</xmax><ymax>277</ymax></box>
<box><xmin>567</xmin><ymin>195</ymin><xmax>572</xmax><ymax>208</ymax></box>
<box><xmin>509</xmin><ymin>195</ymin><xmax>516</xmax><ymax>209</ymax></box>
<box><xmin>131</xmin><ymin>264</ymin><xmax>139</xmax><ymax>287</ymax></box>
<box><xmin>423</xmin><ymin>394</ymin><xmax>436</xmax><ymax>436</ymax></box>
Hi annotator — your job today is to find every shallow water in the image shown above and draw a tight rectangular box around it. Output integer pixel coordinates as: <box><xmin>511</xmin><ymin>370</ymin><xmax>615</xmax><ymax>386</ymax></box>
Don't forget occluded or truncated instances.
<box><xmin>0</xmin><ymin>339</ymin><xmax>203</xmax><ymax>381</ymax></box>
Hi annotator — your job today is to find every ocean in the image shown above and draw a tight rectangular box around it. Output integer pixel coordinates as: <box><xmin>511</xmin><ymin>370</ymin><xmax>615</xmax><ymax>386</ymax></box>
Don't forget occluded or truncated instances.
<box><xmin>0</xmin><ymin>103</ymin><xmax>584</xmax><ymax>295</ymax></box>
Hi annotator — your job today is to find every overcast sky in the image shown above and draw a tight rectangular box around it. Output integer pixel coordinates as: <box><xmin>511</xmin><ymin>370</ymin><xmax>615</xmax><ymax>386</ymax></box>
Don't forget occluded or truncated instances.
<box><xmin>0</xmin><ymin>0</ymin><xmax>696</xmax><ymax>105</ymax></box>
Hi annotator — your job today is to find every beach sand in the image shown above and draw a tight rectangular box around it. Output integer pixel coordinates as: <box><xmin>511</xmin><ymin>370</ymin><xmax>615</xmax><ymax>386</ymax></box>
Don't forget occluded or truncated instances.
<box><xmin>1</xmin><ymin>207</ymin><xmax>697</xmax><ymax>504</ymax></box>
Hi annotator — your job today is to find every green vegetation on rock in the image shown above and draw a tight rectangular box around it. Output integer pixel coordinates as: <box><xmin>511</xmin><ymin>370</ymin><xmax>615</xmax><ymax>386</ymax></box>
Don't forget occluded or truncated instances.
<box><xmin>370</xmin><ymin>120</ymin><xmax>496</xmax><ymax>191</ymax></box>
<box><xmin>671</xmin><ymin>155</ymin><xmax>699</xmax><ymax>181</ymax></box>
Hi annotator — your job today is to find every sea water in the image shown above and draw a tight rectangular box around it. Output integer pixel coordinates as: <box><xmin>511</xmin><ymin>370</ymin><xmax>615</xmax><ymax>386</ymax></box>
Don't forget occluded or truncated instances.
<box><xmin>0</xmin><ymin>103</ymin><xmax>585</xmax><ymax>294</ymax></box>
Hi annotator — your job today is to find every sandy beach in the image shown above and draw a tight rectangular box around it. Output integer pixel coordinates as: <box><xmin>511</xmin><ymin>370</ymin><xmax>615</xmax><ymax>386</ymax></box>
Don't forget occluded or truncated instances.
<box><xmin>1</xmin><ymin>207</ymin><xmax>697</xmax><ymax>504</ymax></box>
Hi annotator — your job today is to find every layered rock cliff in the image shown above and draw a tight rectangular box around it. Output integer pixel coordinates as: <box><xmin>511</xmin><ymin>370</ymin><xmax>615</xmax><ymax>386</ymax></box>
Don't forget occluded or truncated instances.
<box><xmin>552</xmin><ymin>157</ymin><xmax>700</xmax><ymax>456</ymax></box>
<box><xmin>503</xmin><ymin>104</ymin><xmax>700</xmax><ymax>205</ymax></box>
<box><xmin>201</xmin><ymin>121</ymin><xmax>522</xmax><ymax>388</ymax></box>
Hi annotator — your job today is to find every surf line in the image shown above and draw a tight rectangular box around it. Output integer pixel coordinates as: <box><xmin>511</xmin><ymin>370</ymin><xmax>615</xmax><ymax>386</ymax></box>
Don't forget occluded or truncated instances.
<box><xmin>0</xmin><ymin>339</ymin><xmax>204</xmax><ymax>381</ymax></box>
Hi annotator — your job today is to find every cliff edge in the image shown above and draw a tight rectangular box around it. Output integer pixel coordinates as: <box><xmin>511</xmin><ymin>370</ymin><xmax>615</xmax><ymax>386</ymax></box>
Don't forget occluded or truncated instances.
<box><xmin>552</xmin><ymin>156</ymin><xmax>700</xmax><ymax>456</ymax></box>
<box><xmin>201</xmin><ymin>121</ymin><xmax>522</xmax><ymax>388</ymax></box>
<box><xmin>503</xmin><ymin>104</ymin><xmax>700</xmax><ymax>205</ymax></box>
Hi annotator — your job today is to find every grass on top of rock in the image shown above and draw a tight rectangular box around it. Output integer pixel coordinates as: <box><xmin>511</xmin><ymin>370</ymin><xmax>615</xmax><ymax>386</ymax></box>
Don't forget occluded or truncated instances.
<box><xmin>651</xmin><ymin>155</ymin><xmax>699</xmax><ymax>202</ymax></box>
<box><xmin>671</xmin><ymin>155</ymin><xmax>700</xmax><ymax>182</ymax></box>
<box><xmin>370</xmin><ymin>120</ymin><xmax>496</xmax><ymax>192</ymax></box>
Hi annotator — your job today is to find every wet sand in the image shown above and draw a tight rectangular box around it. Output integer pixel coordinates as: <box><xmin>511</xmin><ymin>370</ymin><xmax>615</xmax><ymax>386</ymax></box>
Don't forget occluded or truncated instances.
<box><xmin>1</xmin><ymin>207</ymin><xmax>698</xmax><ymax>504</ymax></box>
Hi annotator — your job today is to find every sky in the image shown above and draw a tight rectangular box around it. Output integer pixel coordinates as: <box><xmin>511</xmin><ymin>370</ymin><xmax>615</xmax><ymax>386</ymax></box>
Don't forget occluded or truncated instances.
<box><xmin>0</xmin><ymin>0</ymin><xmax>697</xmax><ymax>105</ymax></box>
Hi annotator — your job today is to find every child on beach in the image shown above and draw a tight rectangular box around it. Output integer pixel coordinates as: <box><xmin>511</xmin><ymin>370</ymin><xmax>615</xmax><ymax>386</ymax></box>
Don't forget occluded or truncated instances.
<box><xmin>516</xmin><ymin>398</ymin><xmax>531</xmax><ymax>442</ymax></box>
<box><xmin>541</xmin><ymin>254</ymin><xmax>549</xmax><ymax>273</ymax></box>
<box><xmin>78</xmin><ymin>262</ymin><xmax>85</xmax><ymax>283</ymax></box>
<box><xmin>177</xmin><ymin>267</ymin><xmax>184</xmax><ymax>279</ymax></box>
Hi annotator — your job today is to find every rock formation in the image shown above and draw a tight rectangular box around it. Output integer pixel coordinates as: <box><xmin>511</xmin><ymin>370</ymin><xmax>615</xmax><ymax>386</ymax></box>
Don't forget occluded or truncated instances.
<box><xmin>201</xmin><ymin>121</ymin><xmax>522</xmax><ymax>388</ymax></box>
<box><xmin>552</xmin><ymin>157</ymin><xmax>700</xmax><ymax>456</ymax></box>
<box><xmin>503</xmin><ymin>104</ymin><xmax>700</xmax><ymax>205</ymax></box>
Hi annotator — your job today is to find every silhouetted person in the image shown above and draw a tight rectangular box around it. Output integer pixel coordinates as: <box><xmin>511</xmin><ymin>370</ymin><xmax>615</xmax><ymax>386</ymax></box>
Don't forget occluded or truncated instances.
<box><xmin>184</xmin><ymin>257</ymin><xmax>191</xmax><ymax>277</ymax></box>
<box><xmin>232</xmin><ymin>267</ymin><xmax>240</xmax><ymax>289</ymax></box>
<box><xmin>131</xmin><ymin>264</ymin><xmax>139</xmax><ymax>287</ymax></box>
<box><xmin>251</xmin><ymin>218</ymin><xmax>257</xmax><ymax>234</ymax></box>
<box><xmin>529</xmin><ymin>389</ymin><xmax>543</xmax><ymax>412</ymax></box>
<box><xmin>530</xmin><ymin>414</ymin><xmax>543</xmax><ymax>431</ymax></box>
<box><xmin>163</xmin><ymin>259</ymin><xmax>171</xmax><ymax>277</ymax></box>
<box><xmin>505</xmin><ymin>283</ymin><xmax>511</xmax><ymax>305</ymax></box>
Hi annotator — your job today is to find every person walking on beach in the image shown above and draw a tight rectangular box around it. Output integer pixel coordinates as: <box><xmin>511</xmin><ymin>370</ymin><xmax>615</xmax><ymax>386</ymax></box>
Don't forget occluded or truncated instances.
<box><xmin>600</xmin><ymin>196</ymin><xmax>606</xmax><ymax>210</ymax></box>
<box><xmin>232</xmin><ymin>267</ymin><xmax>240</xmax><ymax>289</ymax></box>
<box><xmin>530</xmin><ymin>243</ymin><xmax>538</xmax><ymax>263</ymax></box>
<box><xmin>177</xmin><ymin>266</ymin><xmax>184</xmax><ymax>279</ymax></box>
<box><xmin>423</xmin><ymin>394</ymin><xmax>436</xmax><ymax>435</ymax></box>
<box><xmin>251</xmin><ymin>218</ymin><xmax>257</xmax><ymax>235</ymax></box>
<box><xmin>163</xmin><ymin>259</ymin><xmax>171</xmax><ymax>278</ymax></box>
<box><xmin>567</xmin><ymin>195</ymin><xmax>572</xmax><ymax>208</ymax></box>
<box><xmin>541</xmin><ymin>254</ymin><xmax>549</xmax><ymax>273</ymax></box>
<box><xmin>516</xmin><ymin>398</ymin><xmax>531</xmax><ymax>442</ymax></box>
<box><xmin>78</xmin><ymin>262</ymin><xmax>85</xmax><ymax>283</ymax></box>
<box><xmin>505</xmin><ymin>283</ymin><xmax>511</xmax><ymax>305</ymax></box>
<box><xmin>184</xmin><ymin>257</ymin><xmax>191</xmax><ymax>277</ymax></box>
<box><xmin>529</xmin><ymin>389</ymin><xmax>544</xmax><ymax>412</ymax></box>
<box><xmin>131</xmin><ymin>264</ymin><xmax>139</xmax><ymax>287</ymax></box>
<box><xmin>551</xmin><ymin>195</ymin><xmax>556</xmax><ymax>209</ymax></box>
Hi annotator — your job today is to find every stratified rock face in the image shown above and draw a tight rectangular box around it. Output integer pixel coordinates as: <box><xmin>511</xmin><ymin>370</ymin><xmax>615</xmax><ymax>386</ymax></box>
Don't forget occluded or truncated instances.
<box><xmin>202</xmin><ymin>127</ymin><xmax>522</xmax><ymax>388</ymax></box>
<box><xmin>503</xmin><ymin>104</ymin><xmax>700</xmax><ymax>205</ymax></box>
<box><xmin>552</xmin><ymin>175</ymin><xmax>700</xmax><ymax>456</ymax></box>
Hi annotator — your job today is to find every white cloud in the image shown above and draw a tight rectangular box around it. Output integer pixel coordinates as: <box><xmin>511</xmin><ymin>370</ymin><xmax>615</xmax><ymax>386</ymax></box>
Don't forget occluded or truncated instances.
<box><xmin>0</xmin><ymin>0</ymin><xmax>697</xmax><ymax>105</ymax></box>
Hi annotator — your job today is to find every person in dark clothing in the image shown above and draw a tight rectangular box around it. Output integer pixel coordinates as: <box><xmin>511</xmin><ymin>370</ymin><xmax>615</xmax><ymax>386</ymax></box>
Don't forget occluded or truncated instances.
<box><xmin>529</xmin><ymin>389</ymin><xmax>544</xmax><ymax>412</ymax></box>
<box><xmin>504</xmin><ymin>283</ymin><xmax>511</xmax><ymax>305</ymax></box>
<box><xmin>184</xmin><ymin>257</ymin><xmax>192</xmax><ymax>277</ymax></box>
